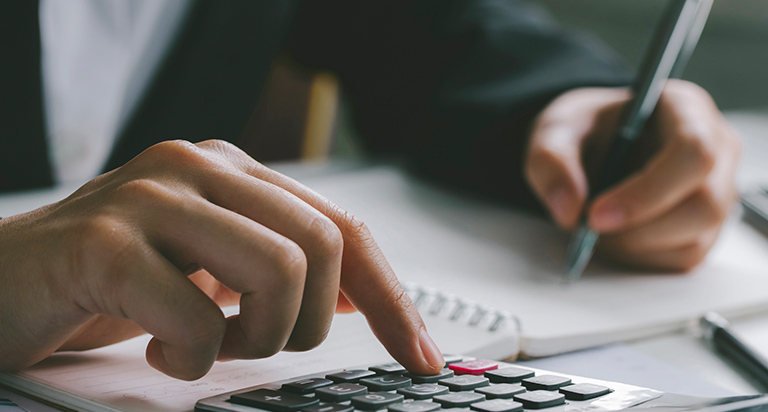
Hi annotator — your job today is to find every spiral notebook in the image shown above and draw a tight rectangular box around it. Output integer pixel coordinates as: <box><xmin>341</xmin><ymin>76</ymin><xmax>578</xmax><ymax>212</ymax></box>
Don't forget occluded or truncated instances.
<box><xmin>0</xmin><ymin>285</ymin><xmax>519</xmax><ymax>412</ymax></box>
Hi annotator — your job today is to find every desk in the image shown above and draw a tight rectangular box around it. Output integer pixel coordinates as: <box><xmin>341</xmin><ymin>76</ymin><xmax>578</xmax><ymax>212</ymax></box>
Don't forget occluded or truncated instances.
<box><xmin>1</xmin><ymin>111</ymin><xmax>767</xmax><ymax>410</ymax></box>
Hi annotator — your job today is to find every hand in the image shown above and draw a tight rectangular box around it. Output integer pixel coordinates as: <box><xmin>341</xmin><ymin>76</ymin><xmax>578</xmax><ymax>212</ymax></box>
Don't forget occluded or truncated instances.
<box><xmin>0</xmin><ymin>140</ymin><xmax>444</xmax><ymax>379</ymax></box>
<box><xmin>524</xmin><ymin>80</ymin><xmax>741</xmax><ymax>271</ymax></box>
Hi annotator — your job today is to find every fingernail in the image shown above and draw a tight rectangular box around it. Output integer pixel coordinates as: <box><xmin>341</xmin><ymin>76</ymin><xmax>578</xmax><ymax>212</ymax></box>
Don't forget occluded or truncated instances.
<box><xmin>591</xmin><ymin>202</ymin><xmax>625</xmax><ymax>231</ymax></box>
<box><xmin>419</xmin><ymin>328</ymin><xmax>445</xmax><ymax>370</ymax></box>
<box><xmin>545</xmin><ymin>185</ymin><xmax>574</xmax><ymax>227</ymax></box>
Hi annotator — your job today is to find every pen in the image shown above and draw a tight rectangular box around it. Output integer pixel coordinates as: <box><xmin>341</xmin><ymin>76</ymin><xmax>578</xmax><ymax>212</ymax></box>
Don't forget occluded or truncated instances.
<box><xmin>700</xmin><ymin>312</ymin><xmax>768</xmax><ymax>391</ymax></box>
<box><xmin>563</xmin><ymin>0</ymin><xmax>713</xmax><ymax>281</ymax></box>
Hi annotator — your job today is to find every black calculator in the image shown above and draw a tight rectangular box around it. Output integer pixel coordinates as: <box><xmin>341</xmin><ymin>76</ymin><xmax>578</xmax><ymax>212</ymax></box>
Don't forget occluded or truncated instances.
<box><xmin>195</xmin><ymin>356</ymin><xmax>768</xmax><ymax>412</ymax></box>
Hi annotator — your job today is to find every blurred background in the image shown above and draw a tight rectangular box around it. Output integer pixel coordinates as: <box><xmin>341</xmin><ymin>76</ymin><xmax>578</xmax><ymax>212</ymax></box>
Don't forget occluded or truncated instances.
<box><xmin>538</xmin><ymin>0</ymin><xmax>768</xmax><ymax>111</ymax></box>
<box><xmin>336</xmin><ymin>0</ymin><xmax>768</xmax><ymax>157</ymax></box>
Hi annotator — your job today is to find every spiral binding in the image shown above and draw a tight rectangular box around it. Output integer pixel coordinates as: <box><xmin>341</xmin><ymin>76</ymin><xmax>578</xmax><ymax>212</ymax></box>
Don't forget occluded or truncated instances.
<box><xmin>402</xmin><ymin>282</ymin><xmax>520</xmax><ymax>334</ymax></box>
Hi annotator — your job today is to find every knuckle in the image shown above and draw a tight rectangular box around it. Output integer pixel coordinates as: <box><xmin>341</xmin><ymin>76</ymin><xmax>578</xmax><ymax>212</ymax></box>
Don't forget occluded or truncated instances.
<box><xmin>268</xmin><ymin>239</ymin><xmax>308</xmax><ymax>286</ymax></box>
<box><xmin>306</xmin><ymin>214</ymin><xmax>344</xmax><ymax>259</ymax></box>
<box><xmin>366</xmin><ymin>280</ymin><xmax>410</xmax><ymax>321</ymax></box>
<box><xmin>197</xmin><ymin>139</ymin><xmax>265</xmax><ymax>172</ymax></box>
<box><xmin>678</xmin><ymin>133</ymin><xmax>716</xmax><ymax>174</ymax></box>
<box><xmin>197</xmin><ymin>139</ymin><xmax>238</xmax><ymax>151</ymax></box>
<box><xmin>143</xmin><ymin>140</ymin><xmax>212</xmax><ymax>169</ymax></box>
<box><xmin>113</xmin><ymin>178</ymin><xmax>173</xmax><ymax>204</ymax></box>
<box><xmin>693</xmin><ymin>187</ymin><xmax>728</xmax><ymax>226</ymax></box>
<box><xmin>335</xmin><ymin>209</ymin><xmax>374</xmax><ymax>248</ymax></box>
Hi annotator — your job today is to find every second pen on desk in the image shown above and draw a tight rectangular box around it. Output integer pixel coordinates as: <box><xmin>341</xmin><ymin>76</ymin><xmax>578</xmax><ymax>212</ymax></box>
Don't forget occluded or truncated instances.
<box><xmin>700</xmin><ymin>312</ymin><xmax>768</xmax><ymax>392</ymax></box>
<box><xmin>563</xmin><ymin>0</ymin><xmax>713</xmax><ymax>281</ymax></box>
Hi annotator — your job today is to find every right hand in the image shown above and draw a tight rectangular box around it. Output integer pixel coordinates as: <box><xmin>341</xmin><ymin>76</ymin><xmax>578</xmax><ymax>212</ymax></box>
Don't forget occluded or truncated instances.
<box><xmin>0</xmin><ymin>140</ymin><xmax>444</xmax><ymax>380</ymax></box>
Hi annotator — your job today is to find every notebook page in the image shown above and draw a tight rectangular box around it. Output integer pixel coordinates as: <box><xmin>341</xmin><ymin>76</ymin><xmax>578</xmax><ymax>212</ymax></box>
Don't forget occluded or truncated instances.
<box><xmin>290</xmin><ymin>164</ymin><xmax>768</xmax><ymax>357</ymax></box>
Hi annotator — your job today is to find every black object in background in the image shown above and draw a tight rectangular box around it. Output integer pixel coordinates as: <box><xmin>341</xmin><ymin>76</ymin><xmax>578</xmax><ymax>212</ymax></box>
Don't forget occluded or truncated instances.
<box><xmin>742</xmin><ymin>188</ymin><xmax>768</xmax><ymax>237</ymax></box>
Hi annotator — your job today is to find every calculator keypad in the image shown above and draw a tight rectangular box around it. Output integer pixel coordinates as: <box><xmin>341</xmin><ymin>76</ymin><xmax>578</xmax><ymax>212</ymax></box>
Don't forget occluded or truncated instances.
<box><xmin>361</xmin><ymin>375</ymin><xmax>413</xmax><ymax>391</ymax></box>
<box><xmin>438</xmin><ymin>375</ymin><xmax>490</xmax><ymax>391</ymax></box>
<box><xmin>513</xmin><ymin>390</ymin><xmax>566</xmax><ymax>409</ymax></box>
<box><xmin>470</xmin><ymin>399</ymin><xmax>523</xmax><ymax>412</ymax></box>
<box><xmin>397</xmin><ymin>384</ymin><xmax>449</xmax><ymax>400</ymax></box>
<box><xmin>229</xmin><ymin>389</ymin><xmax>319</xmax><ymax>411</ymax></box>
<box><xmin>217</xmin><ymin>360</ymin><xmax>614</xmax><ymax>412</ymax></box>
<box><xmin>406</xmin><ymin>369</ymin><xmax>455</xmax><ymax>384</ymax></box>
<box><xmin>474</xmin><ymin>384</ymin><xmax>525</xmax><ymax>399</ymax></box>
<box><xmin>484</xmin><ymin>368</ymin><xmax>535</xmax><ymax>384</ymax></box>
<box><xmin>521</xmin><ymin>375</ymin><xmax>572</xmax><ymax>391</ymax></box>
<box><xmin>315</xmin><ymin>383</ymin><xmax>368</xmax><ymax>401</ymax></box>
<box><xmin>326</xmin><ymin>370</ymin><xmax>376</xmax><ymax>383</ymax></box>
<box><xmin>351</xmin><ymin>392</ymin><xmax>406</xmax><ymax>410</ymax></box>
<box><xmin>281</xmin><ymin>378</ymin><xmax>333</xmax><ymax>394</ymax></box>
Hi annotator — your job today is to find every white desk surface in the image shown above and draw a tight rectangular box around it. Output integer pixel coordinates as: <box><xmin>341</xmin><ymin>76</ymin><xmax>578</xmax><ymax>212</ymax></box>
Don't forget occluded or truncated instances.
<box><xmin>1</xmin><ymin>111</ymin><xmax>767</xmax><ymax>410</ymax></box>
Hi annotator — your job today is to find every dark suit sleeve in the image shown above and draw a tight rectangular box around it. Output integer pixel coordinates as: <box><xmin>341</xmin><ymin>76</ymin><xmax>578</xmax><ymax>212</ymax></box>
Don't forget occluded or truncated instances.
<box><xmin>287</xmin><ymin>0</ymin><xmax>632</xmax><ymax>208</ymax></box>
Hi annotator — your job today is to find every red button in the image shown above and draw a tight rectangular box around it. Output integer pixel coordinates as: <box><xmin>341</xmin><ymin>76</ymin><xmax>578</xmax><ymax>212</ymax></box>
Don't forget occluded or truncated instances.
<box><xmin>448</xmin><ymin>360</ymin><xmax>498</xmax><ymax>375</ymax></box>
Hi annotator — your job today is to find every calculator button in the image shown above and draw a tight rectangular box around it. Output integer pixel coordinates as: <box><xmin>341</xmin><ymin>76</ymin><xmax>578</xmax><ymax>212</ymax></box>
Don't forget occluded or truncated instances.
<box><xmin>443</xmin><ymin>354</ymin><xmax>464</xmax><ymax>364</ymax></box>
<box><xmin>449</xmin><ymin>360</ymin><xmax>498</xmax><ymax>376</ymax></box>
<box><xmin>484</xmin><ymin>367</ymin><xmax>535</xmax><ymax>383</ymax></box>
<box><xmin>351</xmin><ymin>392</ymin><xmax>405</xmax><ymax>410</ymax></box>
<box><xmin>388</xmin><ymin>401</ymin><xmax>442</xmax><ymax>412</ymax></box>
<box><xmin>433</xmin><ymin>392</ymin><xmax>486</xmax><ymax>407</ymax></box>
<box><xmin>326</xmin><ymin>370</ymin><xmax>376</xmax><ymax>383</ymax></box>
<box><xmin>370</xmin><ymin>362</ymin><xmax>407</xmax><ymax>375</ymax></box>
<box><xmin>513</xmin><ymin>391</ymin><xmax>566</xmax><ymax>409</ymax></box>
<box><xmin>282</xmin><ymin>378</ymin><xmax>334</xmax><ymax>394</ymax></box>
<box><xmin>438</xmin><ymin>375</ymin><xmax>490</xmax><ymax>391</ymax></box>
<box><xmin>230</xmin><ymin>389</ymin><xmax>320</xmax><ymax>411</ymax></box>
<box><xmin>316</xmin><ymin>383</ymin><xmax>368</xmax><ymax>401</ymax></box>
<box><xmin>360</xmin><ymin>374</ymin><xmax>412</xmax><ymax>391</ymax></box>
<box><xmin>407</xmin><ymin>368</ymin><xmax>454</xmax><ymax>383</ymax></box>
<box><xmin>302</xmin><ymin>404</ymin><xmax>354</xmax><ymax>412</ymax></box>
<box><xmin>397</xmin><ymin>384</ymin><xmax>449</xmax><ymax>400</ymax></box>
<box><xmin>559</xmin><ymin>383</ymin><xmax>611</xmax><ymax>400</ymax></box>
<box><xmin>474</xmin><ymin>384</ymin><xmax>525</xmax><ymax>399</ymax></box>
<box><xmin>521</xmin><ymin>375</ymin><xmax>572</xmax><ymax>391</ymax></box>
<box><xmin>470</xmin><ymin>399</ymin><xmax>524</xmax><ymax>412</ymax></box>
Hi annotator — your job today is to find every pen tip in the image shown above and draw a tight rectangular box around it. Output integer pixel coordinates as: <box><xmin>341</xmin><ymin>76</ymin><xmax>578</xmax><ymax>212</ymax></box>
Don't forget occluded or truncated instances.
<box><xmin>563</xmin><ymin>226</ymin><xmax>599</xmax><ymax>282</ymax></box>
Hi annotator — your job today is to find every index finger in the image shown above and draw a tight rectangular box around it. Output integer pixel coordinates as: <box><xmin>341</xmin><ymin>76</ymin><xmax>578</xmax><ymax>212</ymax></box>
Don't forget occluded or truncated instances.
<box><xmin>215</xmin><ymin>142</ymin><xmax>445</xmax><ymax>374</ymax></box>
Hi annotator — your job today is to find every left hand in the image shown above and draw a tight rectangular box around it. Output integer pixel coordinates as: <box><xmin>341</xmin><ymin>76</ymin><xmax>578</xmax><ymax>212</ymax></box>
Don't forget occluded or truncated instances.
<box><xmin>524</xmin><ymin>80</ymin><xmax>741</xmax><ymax>271</ymax></box>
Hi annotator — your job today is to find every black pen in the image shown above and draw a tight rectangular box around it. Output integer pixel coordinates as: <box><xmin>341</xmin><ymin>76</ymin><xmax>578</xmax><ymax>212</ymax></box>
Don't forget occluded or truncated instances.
<box><xmin>563</xmin><ymin>0</ymin><xmax>713</xmax><ymax>281</ymax></box>
<box><xmin>700</xmin><ymin>312</ymin><xmax>768</xmax><ymax>392</ymax></box>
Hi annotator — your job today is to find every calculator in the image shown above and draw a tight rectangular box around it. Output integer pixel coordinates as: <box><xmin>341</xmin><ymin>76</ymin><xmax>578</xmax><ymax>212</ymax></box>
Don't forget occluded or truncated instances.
<box><xmin>194</xmin><ymin>356</ymin><xmax>768</xmax><ymax>412</ymax></box>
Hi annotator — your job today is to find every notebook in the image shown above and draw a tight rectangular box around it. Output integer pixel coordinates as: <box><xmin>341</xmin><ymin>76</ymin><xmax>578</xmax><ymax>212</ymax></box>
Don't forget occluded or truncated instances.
<box><xmin>280</xmin><ymin>164</ymin><xmax>768</xmax><ymax>358</ymax></box>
